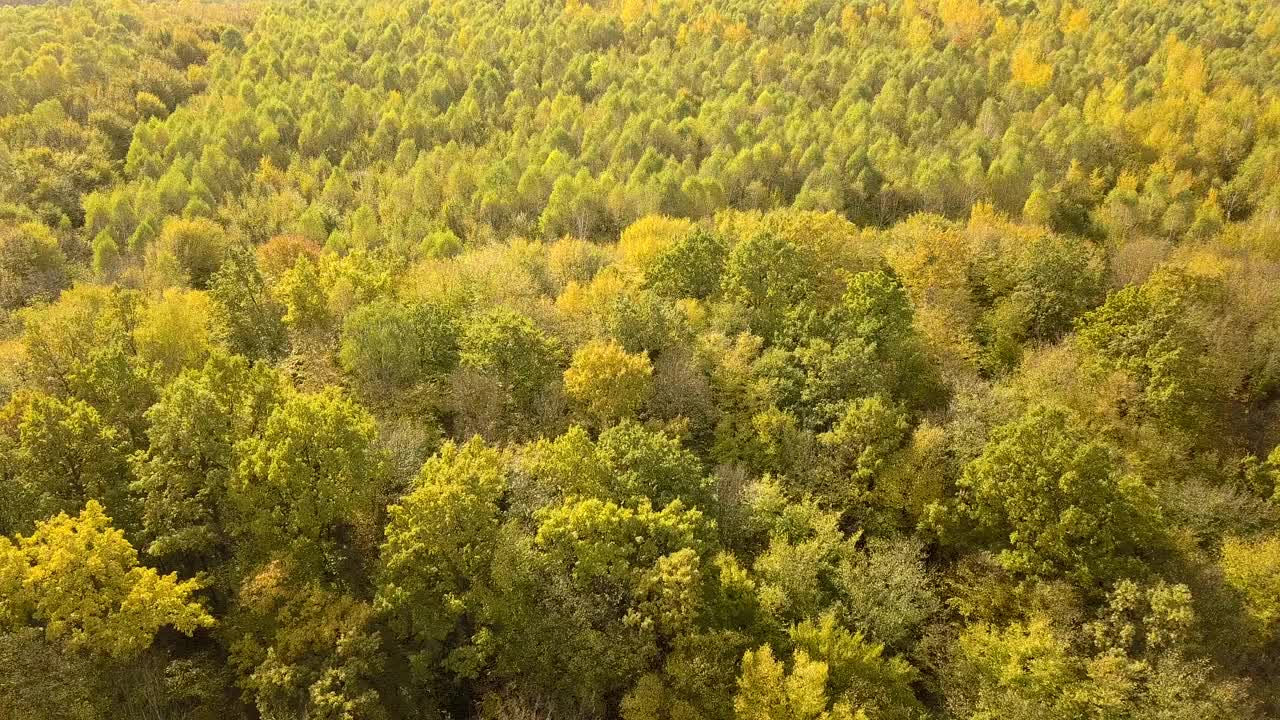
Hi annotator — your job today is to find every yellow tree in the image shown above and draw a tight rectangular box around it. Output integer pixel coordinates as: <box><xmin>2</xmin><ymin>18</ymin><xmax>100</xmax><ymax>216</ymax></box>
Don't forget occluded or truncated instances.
<box><xmin>0</xmin><ymin>501</ymin><xmax>212</xmax><ymax>659</ymax></box>
<box><xmin>564</xmin><ymin>338</ymin><xmax>654</xmax><ymax>427</ymax></box>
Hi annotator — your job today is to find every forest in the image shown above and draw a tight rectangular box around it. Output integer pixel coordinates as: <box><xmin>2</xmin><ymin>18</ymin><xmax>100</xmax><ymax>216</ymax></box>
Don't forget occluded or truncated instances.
<box><xmin>2</xmin><ymin>0</ymin><xmax>1280</xmax><ymax>717</ymax></box>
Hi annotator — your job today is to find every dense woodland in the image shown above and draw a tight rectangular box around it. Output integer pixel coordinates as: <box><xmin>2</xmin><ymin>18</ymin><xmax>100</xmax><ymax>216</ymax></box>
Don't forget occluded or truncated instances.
<box><xmin>3</xmin><ymin>0</ymin><xmax>1280</xmax><ymax>718</ymax></box>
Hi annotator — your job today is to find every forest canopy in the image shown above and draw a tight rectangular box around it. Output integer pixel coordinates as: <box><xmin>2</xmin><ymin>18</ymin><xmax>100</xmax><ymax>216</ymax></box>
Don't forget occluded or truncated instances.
<box><xmin>2</xmin><ymin>0</ymin><xmax>1280</xmax><ymax>718</ymax></box>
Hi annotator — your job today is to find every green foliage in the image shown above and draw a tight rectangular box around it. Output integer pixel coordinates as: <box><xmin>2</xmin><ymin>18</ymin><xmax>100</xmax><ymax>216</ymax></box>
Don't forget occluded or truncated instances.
<box><xmin>232</xmin><ymin>388</ymin><xmax>387</xmax><ymax>578</ymax></box>
<box><xmin>722</xmin><ymin>232</ymin><xmax>819</xmax><ymax>345</ymax></box>
<box><xmin>524</xmin><ymin>421</ymin><xmax>714</xmax><ymax>511</ymax></box>
<box><xmin>833</xmin><ymin>538</ymin><xmax>939</xmax><ymax>652</ymax></box>
<box><xmin>456</xmin><ymin>307</ymin><xmax>564</xmax><ymax>431</ymax></box>
<box><xmin>0</xmin><ymin>222</ymin><xmax>67</xmax><ymax>310</ymax></box>
<box><xmin>133</xmin><ymin>352</ymin><xmax>284</xmax><ymax>573</ymax></box>
<box><xmin>155</xmin><ymin>217</ymin><xmax>229</xmax><ymax>289</ymax></box>
<box><xmin>734</xmin><ymin>645</ymin><xmax>859</xmax><ymax>720</ymax></box>
<box><xmin>645</xmin><ymin>228</ymin><xmax>729</xmax><ymax>300</ymax></box>
<box><xmin>1074</xmin><ymin>272</ymin><xmax>1216</xmax><ymax>431</ymax></box>
<box><xmin>594</xmin><ymin>421</ymin><xmax>715</xmax><ymax>510</ymax></box>
<box><xmin>949</xmin><ymin>616</ymin><xmax>1100</xmax><ymax>720</ymax></box>
<box><xmin>377</xmin><ymin>439</ymin><xmax>507</xmax><ymax>682</ymax></box>
<box><xmin>812</xmin><ymin>395</ymin><xmax>910</xmax><ymax>511</ymax></box>
<box><xmin>525</xmin><ymin>496</ymin><xmax>712</xmax><ymax>700</ymax></box>
<box><xmin>748</xmin><ymin>480</ymin><xmax>856</xmax><ymax>626</ymax></box>
<box><xmin>950</xmin><ymin>404</ymin><xmax>1158</xmax><ymax>585</ymax></box>
<box><xmin>734</xmin><ymin>612</ymin><xmax>922</xmax><ymax>720</ymax></box>
<box><xmin>948</xmin><ymin>614</ymin><xmax>1258</xmax><ymax>720</ymax></box>
<box><xmin>133</xmin><ymin>287</ymin><xmax>215</xmax><ymax>380</ymax></box>
<box><xmin>208</xmin><ymin>244</ymin><xmax>289</xmax><ymax>360</ymax></box>
<box><xmin>275</xmin><ymin>255</ymin><xmax>330</xmax><ymax>333</ymax></box>
<box><xmin>0</xmin><ymin>391</ymin><xmax>130</xmax><ymax>536</ymax></box>
<box><xmin>17</xmin><ymin>284</ymin><xmax>157</xmax><ymax>442</ymax></box>
<box><xmin>0</xmin><ymin>628</ymin><xmax>96</xmax><ymax>720</ymax></box>
<box><xmin>339</xmin><ymin>298</ymin><xmax>459</xmax><ymax>397</ymax></box>
<box><xmin>230</xmin><ymin>571</ymin><xmax>386</xmax><ymax>720</ymax></box>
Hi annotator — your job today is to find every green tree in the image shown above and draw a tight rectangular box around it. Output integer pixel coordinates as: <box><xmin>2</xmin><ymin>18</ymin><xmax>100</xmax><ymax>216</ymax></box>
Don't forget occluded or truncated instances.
<box><xmin>734</xmin><ymin>612</ymin><xmax>922</xmax><ymax>720</ymax></box>
<box><xmin>274</xmin><ymin>254</ymin><xmax>331</xmax><ymax>334</ymax></box>
<box><xmin>377</xmin><ymin>439</ymin><xmax>507</xmax><ymax>686</ymax></box>
<box><xmin>230</xmin><ymin>571</ymin><xmax>386</xmax><ymax>720</ymax></box>
<box><xmin>339</xmin><ymin>298</ymin><xmax>458</xmax><ymax>397</ymax></box>
<box><xmin>232</xmin><ymin>389</ymin><xmax>387</xmax><ymax>578</ymax></box>
<box><xmin>514</xmin><ymin>496</ymin><xmax>711</xmax><ymax>709</ymax></box>
<box><xmin>457</xmin><ymin>307</ymin><xmax>563</xmax><ymax>429</ymax></box>
<box><xmin>133</xmin><ymin>352</ymin><xmax>284</xmax><ymax>575</ymax></box>
<box><xmin>1220</xmin><ymin>535</ymin><xmax>1280</xmax><ymax>643</ymax></box>
<box><xmin>645</xmin><ymin>228</ymin><xmax>729</xmax><ymax>300</ymax></box>
<box><xmin>812</xmin><ymin>395</ymin><xmax>909</xmax><ymax>512</ymax></box>
<box><xmin>948</xmin><ymin>616</ymin><xmax>1097</xmax><ymax>720</ymax></box>
<box><xmin>0</xmin><ymin>222</ymin><xmax>67</xmax><ymax>310</ymax></box>
<box><xmin>833</xmin><ymin>538</ymin><xmax>938</xmax><ymax>652</ymax></box>
<box><xmin>734</xmin><ymin>645</ymin><xmax>849</xmax><ymax>720</ymax></box>
<box><xmin>1074</xmin><ymin>272</ymin><xmax>1216</xmax><ymax>432</ymax></box>
<box><xmin>950</xmin><ymin>404</ymin><xmax>1158</xmax><ymax>585</ymax></box>
<box><xmin>18</xmin><ymin>285</ymin><xmax>156</xmax><ymax>442</ymax></box>
<box><xmin>156</xmin><ymin>217</ymin><xmax>229</xmax><ymax>289</ymax></box>
<box><xmin>132</xmin><ymin>288</ymin><xmax>214</xmax><ymax>381</ymax></box>
<box><xmin>722</xmin><ymin>232</ymin><xmax>819</xmax><ymax>345</ymax></box>
<box><xmin>208</xmin><ymin>245</ymin><xmax>289</xmax><ymax>361</ymax></box>
<box><xmin>524</xmin><ymin>422</ymin><xmax>714</xmax><ymax>510</ymax></box>
<box><xmin>0</xmin><ymin>391</ymin><xmax>130</xmax><ymax>536</ymax></box>
<box><xmin>595</xmin><ymin>420</ymin><xmax>715</xmax><ymax>510</ymax></box>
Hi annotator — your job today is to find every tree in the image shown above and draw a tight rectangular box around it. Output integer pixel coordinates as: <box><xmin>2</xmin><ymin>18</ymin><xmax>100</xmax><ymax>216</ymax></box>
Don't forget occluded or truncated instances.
<box><xmin>833</xmin><ymin>538</ymin><xmax>938</xmax><ymax>651</ymax></box>
<box><xmin>133</xmin><ymin>352</ymin><xmax>284</xmax><ymax>574</ymax></box>
<box><xmin>951</xmin><ymin>404</ymin><xmax>1157</xmax><ymax>586</ymax></box>
<box><xmin>950</xmin><ymin>608</ymin><xmax>1259</xmax><ymax>720</ymax></box>
<box><xmin>231</xmin><ymin>569</ymin><xmax>387</xmax><ymax>720</ymax></box>
<box><xmin>644</xmin><ymin>228</ymin><xmax>728</xmax><ymax>300</ymax></box>
<box><xmin>734</xmin><ymin>645</ymin><xmax>847</xmax><ymax>720</ymax></box>
<box><xmin>0</xmin><ymin>391</ymin><xmax>130</xmax><ymax>536</ymax></box>
<box><xmin>812</xmin><ymin>395</ymin><xmax>909</xmax><ymax>511</ymax></box>
<box><xmin>156</xmin><ymin>217</ymin><xmax>229</xmax><ymax>289</ymax></box>
<box><xmin>0</xmin><ymin>222</ymin><xmax>67</xmax><ymax>310</ymax></box>
<box><xmin>17</xmin><ymin>285</ymin><xmax>156</xmax><ymax>442</ymax></box>
<box><xmin>1074</xmin><ymin>271</ymin><xmax>1216</xmax><ymax>432</ymax></box>
<box><xmin>133</xmin><ymin>288</ymin><xmax>214</xmax><ymax>380</ymax></box>
<box><xmin>457</xmin><ymin>307</ymin><xmax>563</xmax><ymax>430</ymax></box>
<box><xmin>734</xmin><ymin>614</ymin><xmax>920</xmax><ymax>720</ymax></box>
<box><xmin>274</xmin><ymin>254</ymin><xmax>331</xmax><ymax>335</ymax></box>
<box><xmin>748</xmin><ymin>479</ymin><xmax>857</xmax><ymax>625</ymax></box>
<box><xmin>208</xmin><ymin>245</ymin><xmax>288</xmax><ymax>361</ymax></box>
<box><xmin>1220</xmin><ymin>535</ymin><xmax>1280</xmax><ymax>643</ymax></box>
<box><xmin>595</xmin><ymin>420</ymin><xmax>715</xmax><ymax>510</ymax></box>
<box><xmin>783</xmin><ymin>270</ymin><xmax>945</xmax><ymax>430</ymax></box>
<box><xmin>377</xmin><ymin>439</ymin><xmax>507</xmax><ymax>686</ymax></box>
<box><xmin>0</xmin><ymin>501</ymin><xmax>212</xmax><ymax>659</ymax></box>
<box><xmin>619</xmin><ymin>216</ymin><xmax>696</xmax><ymax>275</ymax></box>
<box><xmin>563</xmin><ymin>339</ymin><xmax>653</xmax><ymax>427</ymax></box>
<box><xmin>515</xmin><ymin>496</ymin><xmax>711</xmax><ymax>708</ymax></box>
<box><xmin>232</xmin><ymin>389</ymin><xmax>387</xmax><ymax>578</ymax></box>
<box><xmin>523</xmin><ymin>421</ymin><xmax>714</xmax><ymax>510</ymax></box>
<box><xmin>788</xmin><ymin>613</ymin><xmax>922</xmax><ymax>720</ymax></box>
<box><xmin>339</xmin><ymin>298</ymin><xmax>458</xmax><ymax>397</ymax></box>
<box><xmin>948</xmin><ymin>617</ymin><xmax>1095</xmax><ymax>720</ymax></box>
<box><xmin>722</xmin><ymin>232</ymin><xmax>819</xmax><ymax>345</ymax></box>
<box><xmin>0</xmin><ymin>628</ymin><xmax>96</xmax><ymax>720</ymax></box>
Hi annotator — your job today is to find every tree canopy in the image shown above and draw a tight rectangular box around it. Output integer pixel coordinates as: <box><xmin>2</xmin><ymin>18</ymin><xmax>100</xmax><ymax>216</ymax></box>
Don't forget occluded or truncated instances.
<box><xmin>2</xmin><ymin>0</ymin><xmax>1280</xmax><ymax>717</ymax></box>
